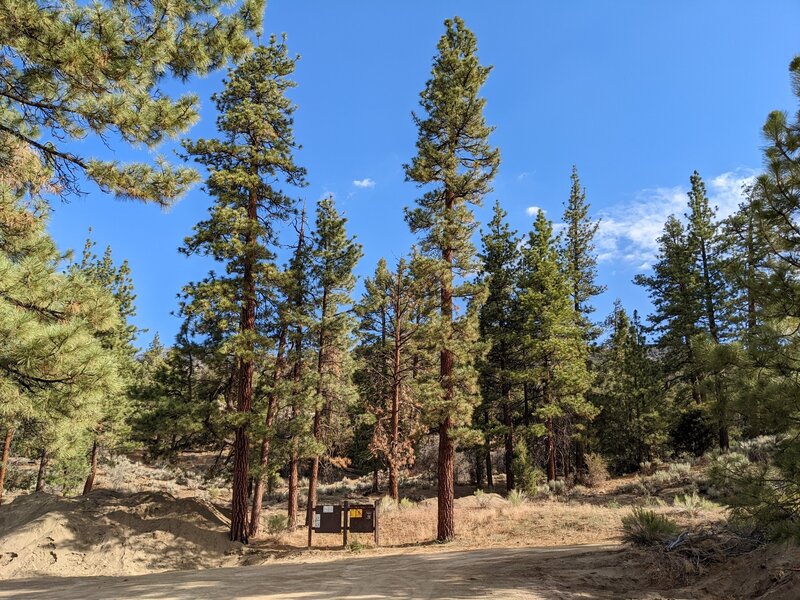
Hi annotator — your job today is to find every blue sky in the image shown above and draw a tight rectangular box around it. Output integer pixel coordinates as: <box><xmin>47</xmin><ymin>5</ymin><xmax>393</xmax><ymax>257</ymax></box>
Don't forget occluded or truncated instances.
<box><xmin>46</xmin><ymin>1</ymin><xmax>800</xmax><ymax>346</ymax></box>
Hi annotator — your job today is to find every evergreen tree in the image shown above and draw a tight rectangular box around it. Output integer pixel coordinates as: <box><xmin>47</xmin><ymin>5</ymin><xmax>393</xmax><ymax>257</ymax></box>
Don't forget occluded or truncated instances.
<box><xmin>0</xmin><ymin>188</ymin><xmax>120</xmax><ymax>501</ymax></box>
<box><xmin>478</xmin><ymin>201</ymin><xmax>521</xmax><ymax>491</ymax></box>
<box><xmin>591</xmin><ymin>303</ymin><xmax>665</xmax><ymax>473</ymax></box>
<box><xmin>519</xmin><ymin>210</ymin><xmax>594</xmax><ymax>482</ymax></box>
<box><xmin>282</xmin><ymin>209</ymin><xmax>316</xmax><ymax>529</ymax></box>
<box><xmin>70</xmin><ymin>239</ymin><xmax>138</xmax><ymax>494</ymax></box>
<box><xmin>0</xmin><ymin>0</ymin><xmax>265</xmax><ymax>203</ymax></box>
<box><xmin>356</xmin><ymin>256</ymin><xmax>428</xmax><ymax>500</ymax></box>
<box><xmin>635</xmin><ymin>216</ymin><xmax>704</xmax><ymax>405</ymax></box>
<box><xmin>180</xmin><ymin>38</ymin><xmax>305</xmax><ymax>543</ymax></box>
<box><xmin>561</xmin><ymin>166</ymin><xmax>605</xmax><ymax>335</ymax></box>
<box><xmin>404</xmin><ymin>16</ymin><xmax>499</xmax><ymax>541</ymax></box>
<box><xmin>305</xmin><ymin>196</ymin><xmax>362</xmax><ymax>525</ymax></box>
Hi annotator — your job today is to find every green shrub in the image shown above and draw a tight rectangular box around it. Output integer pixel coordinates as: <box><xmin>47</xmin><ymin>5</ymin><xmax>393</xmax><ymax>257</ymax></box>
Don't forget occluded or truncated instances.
<box><xmin>399</xmin><ymin>497</ymin><xmax>416</xmax><ymax>510</ymax></box>
<box><xmin>622</xmin><ymin>508</ymin><xmax>680</xmax><ymax>546</ymax></box>
<box><xmin>548</xmin><ymin>479</ymin><xmax>567</xmax><ymax>496</ymax></box>
<box><xmin>672</xmin><ymin>491</ymin><xmax>717</xmax><ymax>516</ymax></box>
<box><xmin>582</xmin><ymin>453</ymin><xmax>609</xmax><ymax>487</ymax></box>
<box><xmin>267</xmin><ymin>513</ymin><xmax>289</xmax><ymax>534</ymax></box>
<box><xmin>507</xmin><ymin>489</ymin><xmax>528</xmax><ymax>507</ymax></box>
<box><xmin>346</xmin><ymin>539</ymin><xmax>365</xmax><ymax>553</ymax></box>
<box><xmin>512</xmin><ymin>440</ymin><xmax>546</xmax><ymax>494</ymax></box>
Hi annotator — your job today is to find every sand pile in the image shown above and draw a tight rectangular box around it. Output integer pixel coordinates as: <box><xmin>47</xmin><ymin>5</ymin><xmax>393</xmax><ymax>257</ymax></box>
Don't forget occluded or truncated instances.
<box><xmin>0</xmin><ymin>490</ymin><xmax>244</xmax><ymax>579</ymax></box>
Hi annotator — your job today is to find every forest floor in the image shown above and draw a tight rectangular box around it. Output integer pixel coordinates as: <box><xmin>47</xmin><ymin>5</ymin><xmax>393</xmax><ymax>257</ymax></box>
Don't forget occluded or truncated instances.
<box><xmin>0</xmin><ymin>454</ymin><xmax>798</xmax><ymax>599</ymax></box>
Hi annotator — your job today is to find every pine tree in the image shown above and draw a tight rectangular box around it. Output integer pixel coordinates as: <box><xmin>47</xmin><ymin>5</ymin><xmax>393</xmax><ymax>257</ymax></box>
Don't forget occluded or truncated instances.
<box><xmin>0</xmin><ymin>0</ymin><xmax>265</xmax><ymax>203</ymax></box>
<box><xmin>685</xmin><ymin>171</ymin><xmax>733</xmax><ymax>449</ymax></box>
<box><xmin>404</xmin><ymin>16</ymin><xmax>499</xmax><ymax>542</ymax></box>
<box><xmin>356</xmin><ymin>256</ymin><xmax>428</xmax><ymax>500</ymax></box>
<box><xmin>305</xmin><ymin>196</ymin><xmax>362</xmax><ymax>525</ymax></box>
<box><xmin>478</xmin><ymin>201</ymin><xmax>522</xmax><ymax>491</ymax></box>
<box><xmin>283</xmin><ymin>209</ymin><xmax>316</xmax><ymax>529</ymax></box>
<box><xmin>70</xmin><ymin>240</ymin><xmax>138</xmax><ymax>494</ymax></box>
<box><xmin>591</xmin><ymin>302</ymin><xmax>665</xmax><ymax>473</ymax></box>
<box><xmin>180</xmin><ymin>38</ymin><xmax>305</xmax><ymax>543</ymax></box>
<box><xmin>518</xmin><ymin>210</ymin><xmax>594</xmax><ymax>482</ymax></box>
<box><xmin>0</xmin><ymin>187</ymin><xmax>120</xmax><ymax>502</ymax></box>
<box><xmin>562</xmin><ymin>166</ymin><xmax>605</xmax><ymax>335</ymax></box>
<box><xmin>635</xmin><ymin>216</ymin><xmax>704</xmax><ymax>405</ymax></box>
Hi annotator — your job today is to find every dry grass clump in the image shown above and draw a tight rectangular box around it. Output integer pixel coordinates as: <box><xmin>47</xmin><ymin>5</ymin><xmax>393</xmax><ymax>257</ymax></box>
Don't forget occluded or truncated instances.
<box><xmin>622</xmin><ymin>508</ymin><xmax>681</xmax><ymax>546</ymax></box>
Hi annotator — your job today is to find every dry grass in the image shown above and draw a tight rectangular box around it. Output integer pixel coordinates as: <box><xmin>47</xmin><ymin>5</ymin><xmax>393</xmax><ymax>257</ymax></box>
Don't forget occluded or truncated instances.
<box><xmin>262</xmin><ymin>490</ymin><xmax>725</xmax><ymax>552</ymax></box>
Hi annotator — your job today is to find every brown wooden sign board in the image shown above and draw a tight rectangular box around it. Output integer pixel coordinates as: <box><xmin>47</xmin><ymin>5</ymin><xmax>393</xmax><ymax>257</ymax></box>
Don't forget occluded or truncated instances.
<box><xmin>307</xmin><ymin>499</ymin><xmax>380</xmax><ymax>548</ymax></box>
<box><xmin>347</xmin><ymin>504</ymin><xmax>375</xmax><ymax>533</ymax></box>
<box><xmin>313</xmin><ymin>504</ymin><xmax>342</xmax><ymax>533</ymax></box>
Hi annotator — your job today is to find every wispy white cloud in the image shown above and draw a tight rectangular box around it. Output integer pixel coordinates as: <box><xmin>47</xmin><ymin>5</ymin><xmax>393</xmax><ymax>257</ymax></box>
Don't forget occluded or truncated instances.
<box><xmin>596</xmin><ymin>169</ymin><xmax>755</xmax><ymax>268</ymax></box>
<box><xmin>353</xmin><ymin>178</ymin><xmax>376</xmax><ymax>189</ymax></box>
<box><xmin>526</xmin><ymin>205</ymin><xmax>544</xmax><ymax>217</ymax></box>
<box><xmin>517</xmin><ymin>172</ymin><xmax>530</xmax><ymax>182</ymax></box>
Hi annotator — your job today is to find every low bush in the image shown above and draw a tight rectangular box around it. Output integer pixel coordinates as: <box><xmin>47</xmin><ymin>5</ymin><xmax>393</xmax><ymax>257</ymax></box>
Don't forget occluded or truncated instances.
<box><xmin>507</xmin><ymin>489</ymin><xmax>528</xmax><ymax>507</ymax></box>
<box><xmin>581</xmin><ymin>453</ymin><xmax>609</xmax><ymax>487</ymax></box>
<box><xmin>672</xmin><ymin>491</ymin><xmax>717</xmax><ymax>516</ymax></box>
<box><xmin>267</xmin><ymin>513</ymin><xmax>289</xmax><ymax>534</ymax></box>
<box><xmin>622</xmin><ymin>507</ymin><xmax>680</xmax><ymax>546</ymax></box>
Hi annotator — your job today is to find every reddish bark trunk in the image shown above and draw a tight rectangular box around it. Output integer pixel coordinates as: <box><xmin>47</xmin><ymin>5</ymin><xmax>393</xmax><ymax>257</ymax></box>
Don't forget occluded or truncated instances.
<box><xmin>503</xmin><ymin>399</ymin><xmax>515</xmax><ymax>491</ymax></box>
<box><xmin>288</xmin><ymin>442</ymin><xmax>299</xmax><ymax>528</ymax></box>
<box><xmin>437</xmin><ymin>415</ymin><xmax>455</xmax><ymax>541</ymax></box>
<box><xmin>546</xmin><ymin>418</ymin><xmax>556</xmax><ymax>482</ymax></box>
<box><xmin>437</xmin><ymin>188</ymin><xmax>456</xmax><ymax>542</ymax></box>
<box><xmin>230</xmin><ymin>188</ymin><xmax>258</xmax><ymax>543</ymax></box>
<box><xmin>0</xmin><ymin>428</ymin><xmax>13</xmax><ymax>505</ymax></box>
<box><xmin>484</xmin><ymin>410</ymin><xmax>493</xmax><ymax>489</ymax></box>
<box><xmin>248</xmin><ymin>328</ymin><xmax>286</xmax><ymax>538</ymax></box>
<box><xmin>389</xmin><ymin>314</ymin><xmax>402</xmax><ymax>501</ymax></box>
<box><xmin>36</xmin><ymin>448</ymin><xmax>48</xmax><ymax>492</ymax></box>
<box><xmin>82</xmin><ymin>440</ymin><xmax>99</xmax><ymax>495</ymax></box>
<box><xmin>306</xmin><ymin>285</ymin><xmax>328</xmax><ymax>528</ymax></box>
<box><xmin>305</xmin><ymin>411</ymin><xmax>321</xmax><ymax>527</ymax></box>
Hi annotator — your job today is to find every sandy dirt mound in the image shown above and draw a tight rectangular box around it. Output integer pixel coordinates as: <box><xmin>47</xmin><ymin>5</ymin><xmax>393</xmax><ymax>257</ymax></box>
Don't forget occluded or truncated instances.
<box><xmin>0</xmin><ymin>490</ymin><xmax>244</xmax><ymax>579</ymax></box>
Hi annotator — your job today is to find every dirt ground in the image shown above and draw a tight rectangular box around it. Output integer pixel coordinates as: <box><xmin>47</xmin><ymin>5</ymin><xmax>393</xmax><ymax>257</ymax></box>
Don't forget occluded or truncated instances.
<box><xmin>3</xmin><ymin>543</ymin><xmax>799</xmax><ymax>600</ymax></box>
<box><xmin>1</xmin><ymin>457</ymin><xmax>798</xmax><ymax>599</ymax></box>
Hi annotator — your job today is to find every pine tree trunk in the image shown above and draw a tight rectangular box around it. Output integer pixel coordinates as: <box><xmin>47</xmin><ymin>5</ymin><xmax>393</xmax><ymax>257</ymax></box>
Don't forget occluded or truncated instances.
<box><xmin>475</xmin><ymin>448</ymin><xmax>485</xmax><ymax>488</ymax></box>
<box><xmin>0</xmin><ymin>428</ymin><xmax>13</xmax><ymax>505</ymax></box>
<box><xmin>249</xmin><ymin>328</ymin><xmax>286</xmax><ymax>538</ymax></box>
<box><xmin>306</xmin><ymin>286</ymin><xmax>328</xmax><ymax>528</ymax></box>
<box><xmin>82</xmin><ymin>439</ymin><xmax>99</xmax><ymax>495</ymax></box>
<box><xmin>502</xmin><ymin>395</ymin><xmax>514</xmax><ymax>491</ymax></box>
<box><xmin>230</xmin><ymin>187</ymin><xmax>258</xmax><ymax>544</ymax></box>
<box><xmin>305</xmin><ymin>412</ymin><xmax>321</xmax><ymax>527</ymax></box>
<box><xmin>288</xmin><ymin>448</ymin><xmax>299</xmax><ymax>528</ymax></box>
<box><xmin>484</xmin><ymin>410</ymin><xmax>493</xmax><ymax>489</ymax></box>
<box><xmin>546</xmin><ymin>418</ymin><xmax>556</xmax><ymax>482</ymax></box>
<box><xmin>437</xmin><ymin>415</ymin><xmax>455</xmax><ymax>541</ymax></box>
<box><xmin>437</xmin><ymin>187</ymin><xmax>456</xmax><ymax>542</ymax></box>
<box><xmin>389</xmin><ymin>331</ymin><xmax>401</xmax><ymax>501</ymax></box>
<box><xmin>36</xmin><ymin>448</ymin><xmax>48</xmax><ymax>492</ymax></box>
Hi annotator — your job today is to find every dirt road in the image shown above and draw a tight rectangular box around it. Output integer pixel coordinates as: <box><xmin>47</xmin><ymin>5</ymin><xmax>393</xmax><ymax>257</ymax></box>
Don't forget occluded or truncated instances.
<box><xmin>0</xmin><ymin>544</ymin><xmax>676</xmax><ymax>600</ymax></box>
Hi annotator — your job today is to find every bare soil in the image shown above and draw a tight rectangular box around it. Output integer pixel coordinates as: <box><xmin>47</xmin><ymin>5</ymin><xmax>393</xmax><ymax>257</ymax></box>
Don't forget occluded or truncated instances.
<box><xmin>0</xmin><ymin>457</ymin><xmax>798</xmax><ymax>599</ymax></box>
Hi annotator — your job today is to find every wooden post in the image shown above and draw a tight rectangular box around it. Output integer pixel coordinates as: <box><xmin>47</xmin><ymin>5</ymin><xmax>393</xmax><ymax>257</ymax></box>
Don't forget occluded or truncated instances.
<box><xmin>343</xmin><ymin>500</ymin><xmax>349</xmax><ymax>547</ymax></box>
<box><xmin>374</xmin><ymin>498</ymin><xmax>380</xmax><ymax>546</ymax></box>
<box><xmin>307</xmin><ymin>504</ymin><xmax>314</xmax><ymax>548</ymax></box>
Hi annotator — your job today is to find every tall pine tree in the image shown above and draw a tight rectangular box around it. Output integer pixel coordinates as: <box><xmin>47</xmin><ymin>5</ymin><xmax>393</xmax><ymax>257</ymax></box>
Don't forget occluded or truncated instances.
<box><xmin>180</xmin><ymin>39</ymin><xmax>305</xmax><ymax>543</ymax></box>
<box><xmin>404</xmin><ymin>17</ymin><xmax>499</xmax><ymax>541</ymax></box>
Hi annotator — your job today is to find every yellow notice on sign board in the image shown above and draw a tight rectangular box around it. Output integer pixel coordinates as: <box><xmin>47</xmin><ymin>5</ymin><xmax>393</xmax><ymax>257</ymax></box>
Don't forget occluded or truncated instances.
<box><xmin>349</xmin><ymin>508</ymin><xmax>363</xmax><ymax>519</ymax></box>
